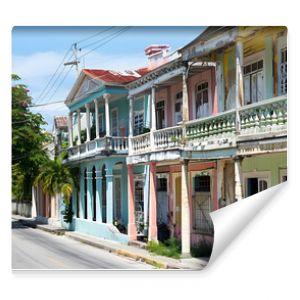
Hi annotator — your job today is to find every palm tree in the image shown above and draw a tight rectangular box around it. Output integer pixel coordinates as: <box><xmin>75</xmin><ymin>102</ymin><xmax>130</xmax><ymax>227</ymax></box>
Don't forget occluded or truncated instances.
<box><xmin>34</xmin><ymin>152</ymin><xmax>78</xmax><ymax>205</ymax></box>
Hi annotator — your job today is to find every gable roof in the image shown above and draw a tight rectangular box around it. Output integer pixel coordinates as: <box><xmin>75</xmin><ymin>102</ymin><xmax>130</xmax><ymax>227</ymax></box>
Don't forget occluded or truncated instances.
<box><xmin>83</xmin><ymin>68</ymin><xmax>149</xmax><ymax>84</ymax></box>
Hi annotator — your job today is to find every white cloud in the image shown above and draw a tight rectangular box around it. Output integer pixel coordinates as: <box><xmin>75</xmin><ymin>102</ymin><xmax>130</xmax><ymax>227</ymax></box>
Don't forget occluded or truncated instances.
<box><xmin>12</xmin><ymin>50</ymin><xmax>149</xmax><ymax>131</ymax></box>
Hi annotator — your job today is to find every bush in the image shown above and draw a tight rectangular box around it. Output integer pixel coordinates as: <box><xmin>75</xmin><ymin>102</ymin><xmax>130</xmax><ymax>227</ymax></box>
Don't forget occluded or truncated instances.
<box><xmin>63</xmin><ymin>202</ymin><xmax>73</xmax><ymax>223</ymax></box>
<box><xmin>191</xmin><ymin>239</ymin><xmax>213</xmax><ymax>257</ymax></box>
<box><xmin>147</xmin><ymin>238</ymin><xmax>181</xmax><ymax>259</ymax></box>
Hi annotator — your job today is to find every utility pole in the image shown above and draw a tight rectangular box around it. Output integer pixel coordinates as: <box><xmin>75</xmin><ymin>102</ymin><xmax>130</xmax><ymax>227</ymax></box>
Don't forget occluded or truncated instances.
<box><xmin>64</xmin><ymin>43</ymin><xmax>80</xmax><ymax>76</ymax></box>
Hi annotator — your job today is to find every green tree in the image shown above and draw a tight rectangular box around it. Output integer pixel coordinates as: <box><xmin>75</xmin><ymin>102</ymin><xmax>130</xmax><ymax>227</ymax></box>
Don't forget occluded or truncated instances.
<box><xmin>12</xmin><ymin>74</ymin><xmax>50</xmax><ymax>201</ymax></box>
<box><xmin>34</xmin><ymin>152</ymin><xmax>79</xmax><ymax>222</ymax></box>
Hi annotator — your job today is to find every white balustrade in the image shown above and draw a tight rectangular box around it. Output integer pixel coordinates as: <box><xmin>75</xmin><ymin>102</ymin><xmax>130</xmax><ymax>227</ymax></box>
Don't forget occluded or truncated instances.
<box><xmin>153</xmin><ymin>126</ymin><xmax>183</xmax><ymax>150</ymax></box>
<box><xmin>131</xmin><ymin>132</ymin><xmax>151</xmax><ymax>154</ymax></box>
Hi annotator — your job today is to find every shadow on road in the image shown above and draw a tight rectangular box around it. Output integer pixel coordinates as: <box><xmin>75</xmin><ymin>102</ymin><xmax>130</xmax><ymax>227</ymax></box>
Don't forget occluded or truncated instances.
<box><xmin>11</xmin><ymin>220</ymin><xmax>30</xmax><ymax>230</ymax></box>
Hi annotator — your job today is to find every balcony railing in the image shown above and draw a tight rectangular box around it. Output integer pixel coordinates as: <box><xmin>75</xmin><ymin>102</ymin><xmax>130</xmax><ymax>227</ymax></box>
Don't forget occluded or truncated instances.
<box><xmin>154</xmin><ymin>125</ymin><xmax>183</xmax><ymax>150</ymax></box>
<box><xmin>239</xmin><ymin>95</ymin><xmax>287</xmax><ymax>137</ymax></box>
<box><xmin>131</xmin><ymin>132</ymin><xmax>151</xmax><ymax>154</ymax></box>
<box><xmin>67</xmin><ymin>136</ymin><xmax>128</xmax><ymax>160</ymax></box>
<box><xmin>129</xmin><ymin>95</ymin><xmax>287</xmax><ymax>156</ymax></box>
<box><xmin>185</xmin><ymin>109</ymin><xmax>236</xmax><ymax>150</ymax></box>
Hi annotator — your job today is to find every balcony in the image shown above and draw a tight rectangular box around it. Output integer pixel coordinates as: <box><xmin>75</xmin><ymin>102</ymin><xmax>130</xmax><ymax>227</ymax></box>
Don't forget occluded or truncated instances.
<box><xmin>67</xmin><ymin>136</ymin><xmax>128</xmax><ymax>161</ymax></box>
<box><xmin>129</xmin><ymin>95</ymin><xmax>287</xmax><ymax>156</ymax></box>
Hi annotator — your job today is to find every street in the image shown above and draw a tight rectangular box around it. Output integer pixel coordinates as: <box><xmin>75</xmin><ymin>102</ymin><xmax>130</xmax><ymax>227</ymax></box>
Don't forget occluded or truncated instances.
<box><xmin>12</xmin><ymin>220</ymin><xmax>154</xmax><ymax>269</ymax></box>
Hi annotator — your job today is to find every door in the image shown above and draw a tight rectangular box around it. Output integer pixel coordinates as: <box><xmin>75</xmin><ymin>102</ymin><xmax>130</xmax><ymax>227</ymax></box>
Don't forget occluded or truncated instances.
<box><xmin>196</xmin><ymin>82</ymin><xmax>209</xmax><ymax>118</ymax></box>
<box><xmin>156</xmin><ymin>100</ymin><xmax>165</xmax><ymax>129</ymax></box>
<box><xmin>113</xmin><ymin>176</ymin><xmax>122</xmax><ymax>221</ymax></box>
<box><xmin>134</xmin><ymin>179</ymin><xmax>144</xmax><ymax>235</ymax></box>
<box><xmin>111</xmin><ymin>108</ymin><xmax>119</xmax><ymax>136</ymax></box>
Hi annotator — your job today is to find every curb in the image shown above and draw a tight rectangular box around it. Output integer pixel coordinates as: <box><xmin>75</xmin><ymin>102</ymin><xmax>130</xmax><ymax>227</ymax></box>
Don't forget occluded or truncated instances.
<box><xmin>65</xmin><ymin>232</ymin><xmax>179</xmax><ymax>269</ymax></box>
<box><xmin>18</xmin><ymin>219</ymin><xmax>66</xmax><ymax>236</ymax></box>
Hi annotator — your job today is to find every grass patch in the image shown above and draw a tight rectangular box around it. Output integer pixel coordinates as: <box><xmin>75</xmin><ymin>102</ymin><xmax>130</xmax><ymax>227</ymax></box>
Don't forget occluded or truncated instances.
<box><xmin>147</xmin><ymin>238</ymin><xmax>181</xmax><ymax>259</ymax></box>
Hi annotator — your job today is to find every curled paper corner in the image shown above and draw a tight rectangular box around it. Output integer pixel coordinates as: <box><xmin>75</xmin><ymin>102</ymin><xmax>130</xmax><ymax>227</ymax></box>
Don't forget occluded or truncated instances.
<box><xmin>206</xmin><ymin>182</ymin><xmax>287</xmax><ymax>268</ymax></box>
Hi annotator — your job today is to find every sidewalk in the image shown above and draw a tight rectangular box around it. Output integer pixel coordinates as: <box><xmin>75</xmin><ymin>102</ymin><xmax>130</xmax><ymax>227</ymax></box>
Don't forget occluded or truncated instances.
<box><xmin>12</xmin><ymin>215</ymin><xmax>208</xmax><ymax>270</ymax></box>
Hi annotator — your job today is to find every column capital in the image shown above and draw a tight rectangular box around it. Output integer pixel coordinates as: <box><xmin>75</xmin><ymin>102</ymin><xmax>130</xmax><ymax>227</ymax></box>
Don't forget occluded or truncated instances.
<box><xmin>85</xmin><ymin>103</ymin><xmax>90</xmax><ymax>109</ymax></box>
<box><xmin>103</xmin><ymin>93</ymin><xmax>111</xmax><ymax>100</ymax></box>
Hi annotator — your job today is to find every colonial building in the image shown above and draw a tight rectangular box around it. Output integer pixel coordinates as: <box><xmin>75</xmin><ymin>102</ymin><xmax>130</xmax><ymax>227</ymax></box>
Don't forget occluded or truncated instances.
<box><xmin>61</xmin><ymin>26</ymin><xmax>287</xmax><ymax>257</ymax></box>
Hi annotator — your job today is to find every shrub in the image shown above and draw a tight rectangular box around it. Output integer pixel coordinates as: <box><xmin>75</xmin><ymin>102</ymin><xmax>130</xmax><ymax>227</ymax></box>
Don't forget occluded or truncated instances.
<box><xmin>147</xmin><ymin>238</ymin><xmax>181</xmax><ymax>259</ymax></box>
<box><xmin>191</xmin><ymin>239</ymin><xmax>213</xmax><ymax>257</ymax></box>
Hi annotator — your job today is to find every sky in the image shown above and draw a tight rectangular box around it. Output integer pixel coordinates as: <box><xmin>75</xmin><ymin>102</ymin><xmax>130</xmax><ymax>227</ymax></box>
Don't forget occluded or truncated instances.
<box><xmin>12</xmin><ymin>26</ymin><xmax>205</xmax><ymax>131</ymax></box>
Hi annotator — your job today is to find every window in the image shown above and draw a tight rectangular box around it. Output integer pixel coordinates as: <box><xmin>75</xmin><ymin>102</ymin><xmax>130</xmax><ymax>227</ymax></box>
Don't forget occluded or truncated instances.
<box><xmin>134</xmin><ymin>180</ymin><xmax>144</xmax><ymax>235</ymax></box>
<box><xmin>196</xmin><ymin>82</ymin><xmax>209</xmax><ymax>118</ymax></box>
<box><xmin>133</xmin><ymin>111</ymin><xmax>144</xmax><ymax>135</ymax></box>
<box><xmin>101</xmin><ymin>165</ymin><xmax>107</xmax><ymax>223</ymax></box>
<box><xmin>111</xmin><ymin>108</ymin><xmax>119</xmax><ymax>136</ymax></box>
<box><xmin>243</xmin><ymin>59</ymin><xmax>264</xmax><ymax>104</ymax></box>
<box><xmin>98</xmin><ymin>113</ymin><xmax>105</xmax><ymax>137</ymax></box>
<box><xmin>193</xmin><ymin>175</ymin><xmax>213</xmax><ymax>234</ymax></box>
<box><xmin>279</xmin><ymin>48</ymin><xmax>287</xmax><ymax>95</ymax></box>
<box><xmin>175</xmin><ymin>91</ymin><xmax>183</xmax><ymax>124</ymax></box>
<box><xmin>246</xmin><ymin>177</ymin><xmax>268</xmax><ymax>197</ymax></box>
<box><xmin>76</xmin><ymin>190</ymin><xmax>80</xmax><ymax>218</ymax></box>
<box><xmin>280</xmin><ymin>169</ymin><xmax>287</xmax><ymax>183</ymax></box>
<box><xmin>156</xmin><ymin>100</ymin><xmax>166</xmax><ymax>129</ymax></box>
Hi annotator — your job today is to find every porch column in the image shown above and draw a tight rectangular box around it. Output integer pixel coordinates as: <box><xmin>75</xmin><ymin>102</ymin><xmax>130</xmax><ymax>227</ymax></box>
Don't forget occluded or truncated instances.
<box><xmin>128</xmin><ymin>96</ymin><xmax>133</xmax><ymax>154</ymax></box>
<box><xmin>68</xmin><ymin>112</ymin><xmax>73</xmax><ymax>147</ymax></box>
<box><xmin>106</xmin><ymin>167</ymin><xmax>113</xmax><ymax>224</ymax></box>
<box><xmin>77</xmin><ymin>109</ymin><xmax>81</xmax><ymax>145</ymax></box>
<box><xmin>182</xmin><ymin>69</ymin><xmax>189</xmax><ymax>122</ymax></box>
<box><xmin>94</xmin><ymin>98</ymin><xmax>100</xmax><ymax>139</ymax></box>
<box><xmin>150</xmin><ymin>86</ymin><xmax>156</xmax><ymax>150</ymax></box>
<box><xmin>235</xmin><ymin>40</ymin><xmax>244</xmax><ymax>133</ymax></box>
<box><xmin>148</xmin><ymin>162</ymin><xmax>158</xmax><ymax>242</ymax></box>
<box><xmin>87</xmin><ymin>168</ymin><xmax>93</xmax><ymax>220</ymax></box>
<box><xmin>234</xmin><ymin>157</ymin><xmax>243</xmax><ymax>201</ymax></box>
<box><xmin>181</xmin><ymin>159</ymin><xmax>191</xmax><ymax>256</ymax></box>
<box><xmin>31</xmin><ymin>186</ymin><xmax>37</xmax><ymax>218</ymax></box>
<box><xmin>104</xmin><ymin>93</ymin><xmax>111</xmax><ymax>136</ymax></box>
<box><xmin>96</xmin><ymin>166</ymin><xmax>102</xmax><ymax>223</ymax></box>
<box><xmin>85</xmin><ymin>103</ymin><xmax>91</xmax><ymax>142</ymax></box>
<box><xmin>127</xmin><ymin>164</ymin><xmax>137</xmax><ymax>240</ymax></box>
<box><xmin>217</xmin><ymin>160</ymin><xmax>225</xmax><ymax>208</ymax></box>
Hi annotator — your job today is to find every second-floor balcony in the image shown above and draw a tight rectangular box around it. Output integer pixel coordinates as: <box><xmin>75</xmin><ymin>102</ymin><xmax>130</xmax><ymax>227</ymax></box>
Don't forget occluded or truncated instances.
<box><xmin>67</xmin><ymin>136</ymin><xmax>128</xmax><ymax>161</ymax></box>
<box><xmin>129</xmin><ymin>95</ymin><xmax>287</xmax><ymax>156</ymax></box>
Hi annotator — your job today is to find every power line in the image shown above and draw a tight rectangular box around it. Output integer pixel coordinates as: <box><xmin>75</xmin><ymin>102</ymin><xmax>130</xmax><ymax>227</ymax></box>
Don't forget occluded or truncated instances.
<box><xmin>76</xmin><ymin>26</ymin><xmax>115</xmax><ymax>48</ymax></box>
<box><xmin>35</xmin><ymin>45</ymin><xmax>73</xmax><ymax>104</ymax></box>
<box><xmin>78</xmin><ymin>27</ymin><xmax>132</xmax><ymax>59</ymax></box>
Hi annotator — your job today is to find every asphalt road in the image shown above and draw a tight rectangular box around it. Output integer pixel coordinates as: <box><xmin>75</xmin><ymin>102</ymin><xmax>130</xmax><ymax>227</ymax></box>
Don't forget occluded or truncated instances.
<box><xmin>12</xmin><ymin>219</ymin><xmax>154</xmax><ymax>270</ymax></box>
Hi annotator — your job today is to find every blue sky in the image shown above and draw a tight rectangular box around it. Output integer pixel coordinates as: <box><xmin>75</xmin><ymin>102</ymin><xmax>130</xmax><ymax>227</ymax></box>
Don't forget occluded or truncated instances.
<box><xmin>12</xmin><ymin>26</ymin><xmax>205</xmax><ymax>131</ymax></box>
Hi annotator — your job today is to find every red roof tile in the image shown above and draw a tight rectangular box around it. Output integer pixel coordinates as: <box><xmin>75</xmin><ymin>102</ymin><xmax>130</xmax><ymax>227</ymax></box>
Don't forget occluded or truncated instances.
<box><xmin>83</xmin><ymin>68</ymin><xmax>150</xmax><ymax>84</ymax></box>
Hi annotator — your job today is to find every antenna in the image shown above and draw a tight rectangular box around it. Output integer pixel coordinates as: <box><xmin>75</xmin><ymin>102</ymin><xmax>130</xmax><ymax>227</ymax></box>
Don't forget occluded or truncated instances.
<box><xmin>64</xmin><ymin>43</ymin><xmax>80</xmax><ymax>75</ymax></box>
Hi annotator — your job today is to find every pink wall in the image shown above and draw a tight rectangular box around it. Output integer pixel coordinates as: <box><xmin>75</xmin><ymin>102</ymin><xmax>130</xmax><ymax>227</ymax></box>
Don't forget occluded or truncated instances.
<box><xmin>154</xmin><ymin>67</ymin><xmax>216</xmax><ymax>128</ymax></box>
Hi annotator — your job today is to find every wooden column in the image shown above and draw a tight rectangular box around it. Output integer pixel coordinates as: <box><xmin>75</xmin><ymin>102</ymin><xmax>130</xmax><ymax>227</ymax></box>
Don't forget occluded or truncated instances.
<box><xmin>94</xmin><ymin>99</ymin><xmax>99</xmax><ymax>139</ymax></box>
<box><xmin>127</xmin><ymin>164</ymin><xmax>137</xmax><ymax>240</ymax></box>
<box><xmin>68</xmin><ymin>112</ymin><xmax>73</xmax><ymax>147</ymax></box>
<box><xmin>148</xmin><ymin>162</ymin><xmax>158</xmax><ymax>242</ymax></box>
<box><xmin>235</xmin><ymin>40</ymin><xmax>244</xmax><ymax>133</ymax></box>
<box><xmin>85</xmin><ymin>103</ymin><xmax>91</xmax><ymax>142</ymax></box>
<box><xmin>150</xmin><ymin>86</ymin><xmax>156</xmax><ymax>150</ymax></box>
<box><xmin>181</xmin><ymin>159</ymin><xmax>191</xmax><ymax>256</ymax></box>
<box><xmin>77</xmin><ymin>109</ymin><xmax>81</xmax><ymax>145</ymax></box>
<box><xmin>104</xmin><ymin>93</ymin><xmax>111</xmax><ymax>136</ymax></box>
<box><xmin>128</xmin><ymin>96</ymin><xmax>133</xmax><ymax>154</ymax></box>
<box><xmin>234</xmin><ymin>157</ymin><xmax>243</xmax><ymax>201</ymax></box>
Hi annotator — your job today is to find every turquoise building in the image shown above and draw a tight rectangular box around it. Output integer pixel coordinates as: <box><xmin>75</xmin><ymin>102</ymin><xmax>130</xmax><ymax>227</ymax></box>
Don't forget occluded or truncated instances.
<box><xmin>61</xmin><ymin>69</ymin><xmax>149</xmax><ymax>244</ymax></box>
